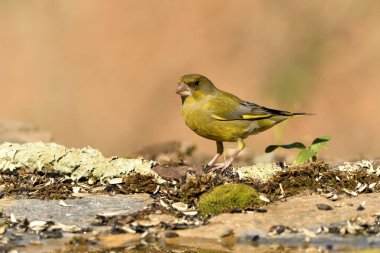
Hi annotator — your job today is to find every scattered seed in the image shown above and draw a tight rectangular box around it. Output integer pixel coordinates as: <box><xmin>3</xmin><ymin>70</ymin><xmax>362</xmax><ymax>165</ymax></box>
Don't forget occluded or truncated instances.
<box><xmin>160</xmin><ymin>199</ymin><xmax>169</xmax><ymax>208</ymax></box>
<box><xmin>29</xmin><ymin>220</ymin><xmax>48</xmax><ymax>231</ymax></box>
<box><xmin>279</xmin><ymin>183</ymin><xmax>285</xmax><ymax>196</ymax></box>
<box><xmin>44</xmin><ymin>178</ymin><xmax>54</xmax><ymax>186</ymax></box>
<box><xmin>153</xmin><ymin>185</ymin><xmax>160</xmax><ymax>195</ymax></box>
<box><xmin>140</xmin><ymin>231</ymin><xmax>149</xmax><ymax>239</ymax></box>
<box><xmin>59</xmin><ymin>200</ymin><xmax>74</xmax><ymax>207</ymax></box>
<box><xmin>343</xmin><ymin>188</ymin><xmax>358</xmax><ymax>196</ymax></box>
<box><xmin>108</xmin><ymin>178</ymin><xmax>123</xmax><ymax>184</ymax></box>
<box><xmin>259</xmin><ymin>195</ymin><xmax>270</xmax><ymax>203</ymax></box>
<box><xmin>357</xmin><ymin>183</ymin><xmax>367</xmax><ymax>193</ymax></box>
<box><xmin>122</xmin><ymin>225</ymin><xmax>137</xmax><ymax>233</ymax></box>
<box><xmin>10</xmin><ymin>213</ymin><xmax>18</xmax><ymax>223</ymax></box>
<box><xmin>182</xmin><ymin>210</ymin><xmax>198</xmax><ymax>216</ymax></box>
<box><xmin>72</xmin><ymin>187</ymin><xmax>81</xmax><ymax>193</ymax></box>
<box><xmin>303</xmin><ymin>228</ymin><xmax>316</xmax><ymax>238</ymax></box>
<box><xmin>369</xmin><ymin>182</ymin><xmax>377</xmax><ymax>189</ymax></box>
<box><xmin>54</xmin><ymin>223</ymin><xmax>83</xmax><ymax>233</ymax></box>
<box><xmin>172</xmin><ymin>202</ymin><xmax>188</xmax><ymax>212</ymax></box>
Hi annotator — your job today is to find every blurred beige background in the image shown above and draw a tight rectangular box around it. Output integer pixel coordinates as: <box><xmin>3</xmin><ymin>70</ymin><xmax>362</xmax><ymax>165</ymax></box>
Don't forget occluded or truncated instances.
<box><xmin>1</xmin><ymin>0</ymin><xmax>379</xmax><ymax>159</ymax></box>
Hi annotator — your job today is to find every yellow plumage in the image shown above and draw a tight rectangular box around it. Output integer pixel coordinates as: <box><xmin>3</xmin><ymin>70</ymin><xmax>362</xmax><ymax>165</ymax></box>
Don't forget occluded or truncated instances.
<box><xmin>176</xmin><ymin>74</ymin><xmax>310</xmax><ymax>172</ymax></box>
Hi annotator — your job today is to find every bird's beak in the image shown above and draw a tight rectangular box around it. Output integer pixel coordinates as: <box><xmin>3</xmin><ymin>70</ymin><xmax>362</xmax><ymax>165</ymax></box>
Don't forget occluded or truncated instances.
<box><xmin>176</xmin><ymin>82</ymin><xmax>191</xmax><ymax>96</ymax></box>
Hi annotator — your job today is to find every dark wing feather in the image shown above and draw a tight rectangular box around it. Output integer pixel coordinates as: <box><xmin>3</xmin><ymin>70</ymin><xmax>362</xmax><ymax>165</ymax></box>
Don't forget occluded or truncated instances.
<box><xmin>209</xmin><ymin>89</ymin><xmax>305</xmax><ymax>121</ymax></box>
<box><xmin>239</xmin><ymin>101</ymin><xmax>294</xmax><ymax>118</ymax></box>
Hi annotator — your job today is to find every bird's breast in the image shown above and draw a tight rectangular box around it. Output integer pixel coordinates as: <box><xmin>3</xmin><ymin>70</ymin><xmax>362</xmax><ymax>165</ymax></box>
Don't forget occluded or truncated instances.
<box><xmin>181</xmin><ymin>101</ymin><xmax>253</xmax><ymax>142</ymax></box>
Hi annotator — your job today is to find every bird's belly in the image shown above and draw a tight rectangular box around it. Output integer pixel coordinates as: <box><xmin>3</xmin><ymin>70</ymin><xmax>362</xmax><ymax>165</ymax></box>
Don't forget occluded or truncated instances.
<box><xmin>183</xmin><ymin>111</ymin><xmax>255</xmax><ymax>142</ymax></box>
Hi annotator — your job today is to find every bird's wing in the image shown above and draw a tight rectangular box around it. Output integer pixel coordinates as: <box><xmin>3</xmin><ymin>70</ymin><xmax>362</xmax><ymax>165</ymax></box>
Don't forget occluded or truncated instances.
<box><xmin>209</xmin><ymin>92</ymin><xmax>294</xmax><ymax>121</ymax></box>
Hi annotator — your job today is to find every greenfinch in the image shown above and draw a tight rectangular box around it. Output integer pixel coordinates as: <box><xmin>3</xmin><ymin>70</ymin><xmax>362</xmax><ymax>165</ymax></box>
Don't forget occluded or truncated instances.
<box><xmin>176</xmin><ymin>73</ymin><xmax>310</xmax><ymax>172</ymax></box>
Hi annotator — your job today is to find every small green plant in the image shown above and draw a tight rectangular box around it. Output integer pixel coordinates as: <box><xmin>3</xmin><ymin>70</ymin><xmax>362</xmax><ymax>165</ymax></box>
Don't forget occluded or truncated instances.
<box><xmin>198</xmin><ymin>183</ymin><xmax>263</xmax><ymax>217</ymax></box>
<box><xmin>265</xmin><ymin>135</ymin><xmax>331</xmax><ymax>164</ymax></box>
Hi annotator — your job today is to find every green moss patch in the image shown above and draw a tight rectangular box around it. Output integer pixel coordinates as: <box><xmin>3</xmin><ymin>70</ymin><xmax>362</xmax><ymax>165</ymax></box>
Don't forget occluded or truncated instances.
<box><xmin>198</xmin><ymin>183</ymin><xmax>263</xmax><ymax>217</ymax></box>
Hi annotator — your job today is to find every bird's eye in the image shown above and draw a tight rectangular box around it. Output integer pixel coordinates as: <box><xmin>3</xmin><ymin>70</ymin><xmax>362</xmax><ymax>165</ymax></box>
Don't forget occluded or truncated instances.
<box><xmin>194</xmin><ymin>80</ymin><xmax>200</xmax><ymax>86</ymax></box>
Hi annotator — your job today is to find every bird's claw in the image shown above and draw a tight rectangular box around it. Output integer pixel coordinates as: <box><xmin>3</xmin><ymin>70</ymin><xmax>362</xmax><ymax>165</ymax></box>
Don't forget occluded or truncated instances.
<box><xmin>203</xmin><ymin>162</ymin><xmax>232</xmax><ymax>174</ymax></box>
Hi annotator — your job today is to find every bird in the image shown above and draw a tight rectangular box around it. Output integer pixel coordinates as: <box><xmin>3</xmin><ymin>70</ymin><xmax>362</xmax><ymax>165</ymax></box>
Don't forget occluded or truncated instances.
<box><xmin>176</xmin><ymin>73</ymin><xmax>311</xmax><ymax>172</ymax></box>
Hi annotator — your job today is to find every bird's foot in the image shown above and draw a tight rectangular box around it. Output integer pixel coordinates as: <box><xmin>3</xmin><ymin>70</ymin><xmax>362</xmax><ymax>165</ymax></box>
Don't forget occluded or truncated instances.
<box><xmin>204</xmin><ymin>162</ymin><xmax>233</xmax><ymax>174</ymax></box>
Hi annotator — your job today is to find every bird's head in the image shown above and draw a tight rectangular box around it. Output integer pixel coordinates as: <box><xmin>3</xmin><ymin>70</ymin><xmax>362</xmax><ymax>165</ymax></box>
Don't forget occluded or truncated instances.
<box><xmin>176</xmin><ymin>74</ymin><xmax>217</xmax><ymax>99</ymax></box>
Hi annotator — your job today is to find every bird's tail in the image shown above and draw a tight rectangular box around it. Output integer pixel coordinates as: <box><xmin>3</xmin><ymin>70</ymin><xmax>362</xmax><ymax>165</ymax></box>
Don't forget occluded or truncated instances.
<box><xmin>289</xmin><ymin>112</ymin><xmax>315</xmax><ymax>117</ymax></box>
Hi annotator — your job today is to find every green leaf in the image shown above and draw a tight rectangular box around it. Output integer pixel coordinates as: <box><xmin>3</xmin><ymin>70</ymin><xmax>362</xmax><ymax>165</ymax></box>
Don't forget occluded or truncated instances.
<box><xmin>310</xmin><ymin>135</ymin><xmax>331</xmax><ymax>154</ymax></box>
<box><xmin>294</xmin><ymin>135</ymin><xmax>331</xmax><ymax>164</ymax></box>
<box><xmin>265</xmin><ymin>142</ymin><xmax>307</xmax><ymax>153</ymax></box>
<box><xmin>294</xmin><ymin>148</ymin><xmax>315</xmax><ymax>164</ymax></box>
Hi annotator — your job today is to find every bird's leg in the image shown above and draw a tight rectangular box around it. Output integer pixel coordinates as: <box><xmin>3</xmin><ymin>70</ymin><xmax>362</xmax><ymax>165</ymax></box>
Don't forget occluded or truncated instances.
<box><xmin>211</xmin><ymin>138</ymin><xmax>245</xmax><ymax>172</ymax></box>
<box><xmin>220</xmin><ymin>138</ymin><xmax>245</xmax><ymax>171</ymax></box>
<box><xmin>207</xmin><ymin>141</ymin><xmax>224</xmax><ymax>166</ymax></box>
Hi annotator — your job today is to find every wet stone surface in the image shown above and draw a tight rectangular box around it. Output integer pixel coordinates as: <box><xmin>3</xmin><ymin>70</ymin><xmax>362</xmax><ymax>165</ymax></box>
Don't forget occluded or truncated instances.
<box><xmin>0</xmin><ymin>142</ymin><xmax>379</xmax><ymax>252</ymax></box>
<box><xmin>1</xmin><ymin>194</ymin><xmax>153</xmax><ymax>227</ymax></box>
<box><xmin>243</xmin><ymin>233</ymin><xmax>380</xmax><ymax>250</ymax></box>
